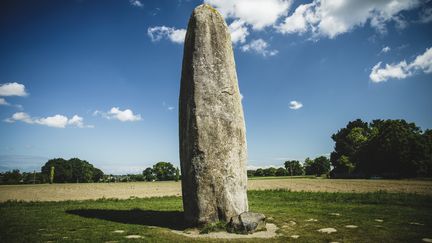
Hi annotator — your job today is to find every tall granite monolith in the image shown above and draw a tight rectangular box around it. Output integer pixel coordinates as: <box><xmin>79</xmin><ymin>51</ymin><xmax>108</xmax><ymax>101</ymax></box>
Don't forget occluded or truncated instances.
<box><xmin>179</xmin><ymin>4</ymin><xmax>248</xmax><ymax>225</ymax></box>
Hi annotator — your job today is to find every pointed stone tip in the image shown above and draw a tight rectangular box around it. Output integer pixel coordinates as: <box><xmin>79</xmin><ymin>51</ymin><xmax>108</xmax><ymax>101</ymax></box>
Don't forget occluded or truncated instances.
<box><xmin>194</xmin><ymin>3</ymin><xmax>222</xmax><ymax>16</ymax></box>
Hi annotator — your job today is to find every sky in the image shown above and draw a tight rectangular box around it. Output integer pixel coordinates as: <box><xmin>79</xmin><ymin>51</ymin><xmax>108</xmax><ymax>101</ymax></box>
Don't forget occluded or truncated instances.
<box><xmin>1</xmin><ymin>0</ymin><xmax>431</xmax><ymax>174</ymax></box>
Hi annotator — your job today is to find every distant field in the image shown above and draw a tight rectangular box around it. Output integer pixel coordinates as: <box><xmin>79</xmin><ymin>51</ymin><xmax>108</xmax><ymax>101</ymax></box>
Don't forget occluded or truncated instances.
<box><xmin>1</xmin><ymin>178</ymin><xmax>431</xmax><ymax>202</ymax></box>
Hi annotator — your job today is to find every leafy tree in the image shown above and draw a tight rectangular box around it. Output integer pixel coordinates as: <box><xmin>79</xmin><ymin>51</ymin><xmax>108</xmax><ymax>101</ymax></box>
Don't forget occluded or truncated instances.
<box><xmin>420</xmin><ymin>129</ymin><xmax>432</xmax><ymax>176</ymax></box>
<box><xmin>275</xmin><ymin>167</ymin><xmax>288</xmax><ymax>176</ymax></box>
<box><xmin>254</xmin><ymin>168</ymin><xmax>264</xmax><ymax>176</ymax></box>
<box><xmin>41</xmin><ymin>158</ymin><xmax>103</xmax><ymax>183</ymax></box>
<box><xmin>1</xmin><ymin>170</ymin><xmax>22</xmax><ymax>184</ymax></box>
<box><xmin>305</xmin><ymin>156</ymin><xmax>330</xmax><ymax>176</ymax></box>
<box><xmin>143</xmin><ymin>167</ymin><xmax>156</xmax><ymax>181</ymax></box>
<box><xmin>92</xmin><ymin>168</ymin><xmax>104</xmax><ymax>182</ymax></box>
<box><xmin>284</xmin><ymin>160</ymin><xmax>304</xmax><ymax>176</ymax></box>
<box><xmin>263</xmin><ymin>167</ymin><xmax>277</xmax><ymax>176</ymax></box>
<box><xmin>247</xmin><ymin>170</ymin><xmax>256</xmax><ymax>177</ymax></box>
<box><xmin>330</xmin><ymin>119</ymin><xmax>432</xmax><ymax>178</ymax></box>
<box><xmin>358</xmin><ymin>119</ymin><xmax>425</xmax><ymax>178</ymax></box>
<box><xmin>330</xmin><ymin>119</ymin><xmax>370</xmax><ymax>175</ymax></box>
<box><xmin>304</xmin><ymin>157</ymin><xmax>314</xmax><ymax>175</ymax></box>
<box><xmin>152</xmin><ymin>162</ymin><xmax>176</xmax><ymax>181</ymax></box>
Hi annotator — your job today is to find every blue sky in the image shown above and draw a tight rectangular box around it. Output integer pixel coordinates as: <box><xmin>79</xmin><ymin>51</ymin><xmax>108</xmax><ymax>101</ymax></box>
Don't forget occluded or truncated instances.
<box><xmin>1</xmin><ymin>0</ymin><xmax>431</xmax><ymax>174</ymax></box>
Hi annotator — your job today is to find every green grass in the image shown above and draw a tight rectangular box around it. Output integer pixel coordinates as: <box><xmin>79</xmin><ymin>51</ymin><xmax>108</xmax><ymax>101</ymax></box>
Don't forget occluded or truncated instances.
<box><xmin>1</xmin><ymin>190</ymin><xmax>431</xmax><ymax>242</ymax></box>
<box><xmin>248</xmin><ymin>175</ymin><xmax>318</xmax><ymax>180</ymax></box>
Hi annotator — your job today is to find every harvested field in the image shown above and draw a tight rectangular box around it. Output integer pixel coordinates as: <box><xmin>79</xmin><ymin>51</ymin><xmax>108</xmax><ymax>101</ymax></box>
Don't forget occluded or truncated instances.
<box><xmin>1</xmin><ymin>178</ymin><xmax>431</xmax><ymax>202</ymax></box>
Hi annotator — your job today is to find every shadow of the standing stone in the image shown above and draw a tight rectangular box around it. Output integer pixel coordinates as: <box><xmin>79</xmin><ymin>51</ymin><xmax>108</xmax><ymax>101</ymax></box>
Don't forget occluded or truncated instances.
<box><xmin>66</xmin><ymin>209</ymin><xmax>187</xmax><ymax>230</ymax></box>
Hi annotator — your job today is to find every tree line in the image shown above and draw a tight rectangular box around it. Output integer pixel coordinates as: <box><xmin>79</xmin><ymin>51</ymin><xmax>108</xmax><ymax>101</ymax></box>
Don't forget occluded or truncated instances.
<box><xmin>1</xmin><ymin>118</ymin><xmax>430</xmax><ymax>184</ymax></box>
<box><xmin>248</xmin><ymin>156</ymin><xmax>331</xmax><ymax>177</ymax></box>
<box><xmin>0</xmin><ymin>158</ymin><xmax>104</xmax><ymax>184</ymax></box>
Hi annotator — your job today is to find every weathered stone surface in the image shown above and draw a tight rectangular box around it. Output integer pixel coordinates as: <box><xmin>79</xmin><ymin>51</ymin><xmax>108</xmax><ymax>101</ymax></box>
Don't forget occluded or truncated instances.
<box><xmin>227</xmin><ymin>212</ymin><xmax>266</xmax><ymax>234</ymax></box>
<box><xmin>179</xmin><ymin>4</ymin><xmax>248</xmax><ymax>225</ymax></box>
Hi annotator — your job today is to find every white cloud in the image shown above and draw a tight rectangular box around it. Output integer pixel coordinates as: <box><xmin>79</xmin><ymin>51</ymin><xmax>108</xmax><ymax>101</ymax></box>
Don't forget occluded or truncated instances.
<box><xmin>228</xmin><ymin>20</ymin><xmax>249</xmax><ymax>44</ymax></box>
<box><xmin>0</xmin><ymin>82</ymin><xmax>28</xmax><ymax>96</ymax></box>
<box><xmin>95</xmin><ymin>107</ymin><xmax>142</xmax><ymax>122</ymax></box>
<box><xmin>0</xmin><ymin>98</ymin><xmax>9</xmax><ymax>106</ymax></box>
<box><xmin>67</xmin><ymin>115</ymin><xmax>91</xmax><ymax>128</ymax></box>
<box><xmin>369</xmin><ymin>61</ymin><xmax>410</xmax><ymax>83</ymax></box>
<box><xmin>5</xmin><ymin>112</ymin><xmax>33</xmax><ymax>124</ymax></box>
<box><xmin>205</xmin><ymin>0</ymin><xmax>291</xmax><ymax>30</ymax></box>
<box><xmin>380</xmin><ymin>46</ymin><xmax>391</xmax><ymax>54</ymax></box>
<box><xmin>167</xmin><ymin>106</ymin><xmax>175</xmax><ymax>111</ymax></box>
<box><xmin>147</xmin><ymin>26</ymin><xmax>186</xmax><ymax>44</ymax></box>
<box><xmin>289</xmin><ymin>100</ymin><xmax>303</xmax><ymax>110</ymax></box>
<box><xmin>241</xmin><ymin>39</ymin><xmax>278</xmax><ymax>57</ymax></box>
<box><xmin>130</xmin><ymin>0</ymin><xmax>143</xmax><ymax>8</ymax></box>
<box><xmin>411</xmin><ymin>47</ymin><xmax>432</xmax><ymax>73</ymax></box>
<box><xmin>5</xmin><ymin>112</ymin><xmax>91</xmax><ymax>128</ymax></box>
<box><xmin>277</xmin><ymin>0</ymin><xmax>421</xmax><ymax>39</ymax></box>
<box><xmin>277</xmin><ymin>3</ymin><xmax>315</xmax><ymax>34</ymax></box>
<box><xmin>370</xmin><ymin>47</ymin><xmax>432</xmax><ymax>82</ymax></box>
<box><xmin>36</xmin><ymin>115</ymin><xmax>69</xmax><ymax>128</ymax></box>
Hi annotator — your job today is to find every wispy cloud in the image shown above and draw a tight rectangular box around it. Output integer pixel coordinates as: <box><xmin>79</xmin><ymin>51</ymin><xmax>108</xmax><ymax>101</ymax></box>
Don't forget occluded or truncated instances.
<box><xmin>380</xmin><ymin>46</ymin><xmax>391</xmax><ymax>54</ymax></box>
<box><xmin>94</xmin><ymin>107</ymin><xmax>142</xmax><ymax>122</ymax></box>
<box><xmin>147</xmin><ymin>26</ymin><xmax>186</xmax><ymax>44</ymax></box>
<box><xmin>289</xmin><ymin>100</ymin><xmax>303</xmax><ymax>110</ymax></box>
<box><xmin>162</xmin><ymin>101</ymin><xmax>175</xmax><ymax>111</ymax></box>
<box><xmin>370</xmin><ymin>47</ymin><xmax>432</xmax><ymax>82</ymax></box>
<box><xmin>0</xmin><ymin>98</ymin><xmax>9</xmax><ymax>106</ymax></box>
<box><xmin>129</xmin><ymin>0</ymin><xmax>143</xmax><ymax>8</ymax></box>
<box><xmin>241</xmin><ymin>39</ymin><xmax>278</xmax><ymax>57</ymax></box>
<box><xmin>5</xmin><ymin>112</ymin><xmax>93</xmax><ymax>128</ymax></box>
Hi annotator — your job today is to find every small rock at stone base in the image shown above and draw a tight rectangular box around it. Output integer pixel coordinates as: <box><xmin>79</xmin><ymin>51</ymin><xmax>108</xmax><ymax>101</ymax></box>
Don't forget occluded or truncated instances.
<box><xmin>422</xmin><ymin>238</ymin><xmax>432</xmax><ymax>242</ymax></box>
<box><xmin>227</xmin><ymin>212</ymin><xmax>266</xmax><ymax>234</ymax></box>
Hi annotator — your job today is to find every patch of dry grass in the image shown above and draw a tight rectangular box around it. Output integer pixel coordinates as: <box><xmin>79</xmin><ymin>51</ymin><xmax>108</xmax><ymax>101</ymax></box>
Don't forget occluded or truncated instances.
<box><xmin>0</xmin><ymin>178</ymin><xmax>431</xmax><ymax>202</ymax></box>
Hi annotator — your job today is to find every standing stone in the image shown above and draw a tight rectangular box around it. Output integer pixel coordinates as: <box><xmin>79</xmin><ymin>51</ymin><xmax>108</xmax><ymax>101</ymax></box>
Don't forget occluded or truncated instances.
<box><xmin>179</xmin><ymin>4</ymin><xmax>248</xmax><ymax>226</ymax></box>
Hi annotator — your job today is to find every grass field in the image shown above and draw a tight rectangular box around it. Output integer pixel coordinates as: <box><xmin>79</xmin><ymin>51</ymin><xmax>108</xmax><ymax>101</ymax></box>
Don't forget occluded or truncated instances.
<box><xmin>1</xmin><ymin>178</ymin><xmax>432</xmax><ymax>202</ymax></box>
<box><xmin>1</xmin><ymin>190</ymin><xmax>431</xmax><ymax>242</ymax></box>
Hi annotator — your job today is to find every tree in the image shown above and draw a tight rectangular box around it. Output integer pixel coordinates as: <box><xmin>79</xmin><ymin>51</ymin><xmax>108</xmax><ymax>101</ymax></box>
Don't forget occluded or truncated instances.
<box><xmin>305</xmin><ymin>156</ymin><xmax>330</xmax><ymax>176</ymax></box>
<box><xmin>1</xmin><ymin>170</ymin><xmax>22</xmax><ymax>184</ymax></box>
<box><xmin>330</xmin><ymin>119</ymin><xmax>370</xmax><ymax>175</ymax></box>
<box><xmin>41</xmin><ymin>158</ymin><xmax>103</xmax><ymax>183</ymax></box>
<box><xmin>275</xmin><ymin>167</ymin><xmax>288</xmax><ymax>176</ymax></box>
<box><xmin>254</xmin><ymin>168</ymin><xmax>264</xmax><ymax>176</ymax></box>
<box><xmin>92</xmin><ymin>168</ymin><xmax>104</xmax><ymax>182</ymax></box>
<box><xmin>175</xmin><ymin>167</ymin><xmax>180</xmax><ymax>182</ymax></box>
<box><xmin>284</xmin><ymin>160</ymin><xmax>304</xmax><ymax>176</ymax></box>
<box><xmin>152</xmin><ymin>162</ymin><xmax>176</xmax><ymax>181</ymax></box>
<box><xmin>358</xmin><ymin>119</ymin><xmax>425</xmax><ymax>178</ymax></box>
<box><xmin>263</xmin><ymin>167</ymin><xmax>277</xmax><ymax>176</ymax></box>
<box><xmin>304</xmin><ymin>157</ymin><xmax>314</xmax><ymax>175</ymax></box>
<box><xmin>143</xmin><ymin>167</ymin><xmax>156</xmax><ymax>181</ymax></box>
<box><xmin>247</xmin><ymin>170</ymin><xmax>256</xmax><ymax>177</ymax></box>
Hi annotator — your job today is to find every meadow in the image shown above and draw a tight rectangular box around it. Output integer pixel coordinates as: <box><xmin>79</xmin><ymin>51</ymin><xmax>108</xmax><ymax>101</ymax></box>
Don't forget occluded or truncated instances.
<box><xmin>1</xmin><ymin>178</ymin><xmax>432</xmax><ymax>242</ymax></box>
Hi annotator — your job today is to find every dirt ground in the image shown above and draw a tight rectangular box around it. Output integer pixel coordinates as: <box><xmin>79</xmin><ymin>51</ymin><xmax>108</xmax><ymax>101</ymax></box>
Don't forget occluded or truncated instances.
<box><xmin>0</xmin><ymin>178</ymin><xmax>431</xmax><ymax>202</ymax></box>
